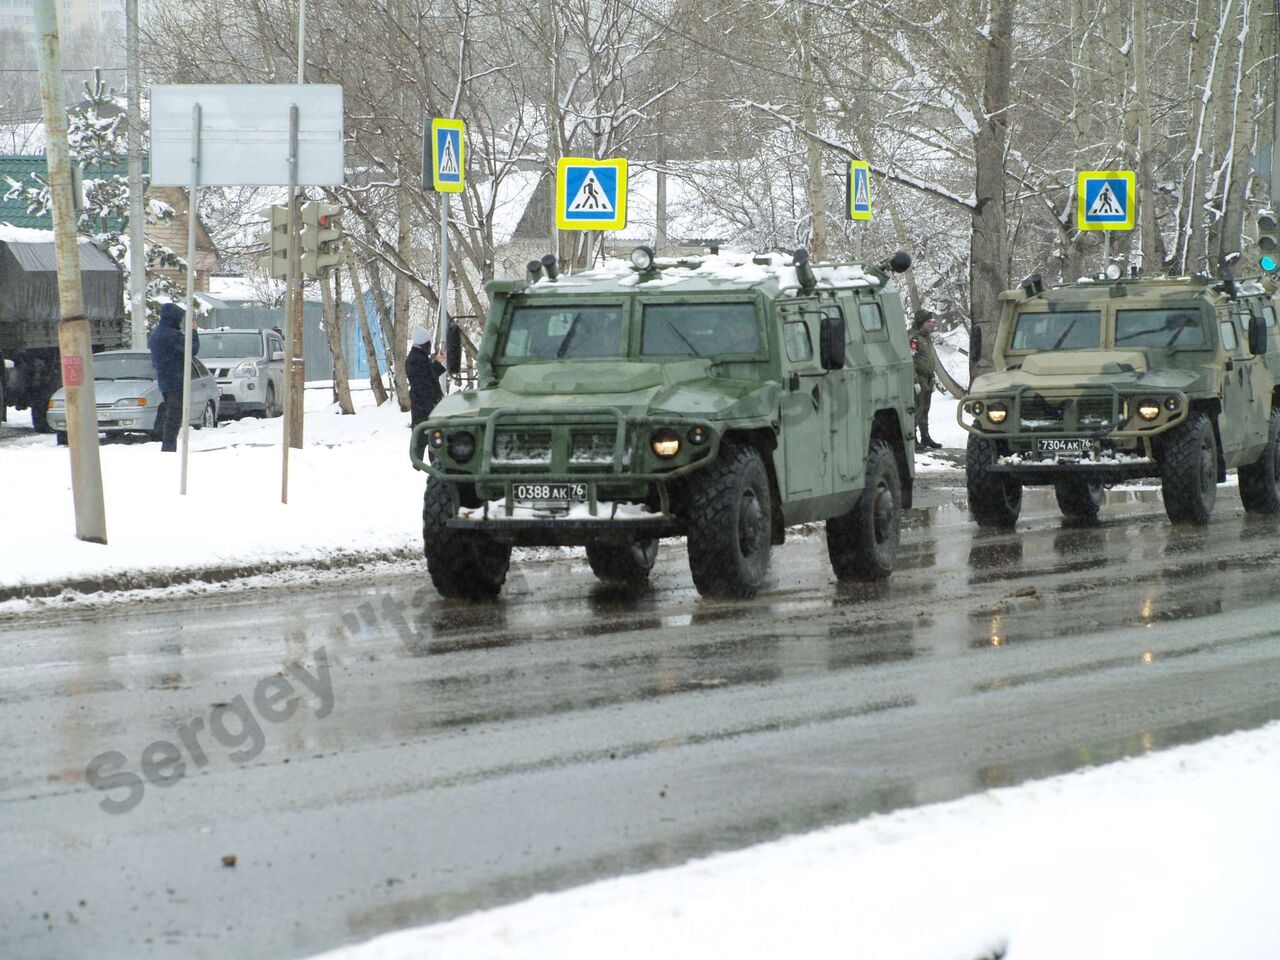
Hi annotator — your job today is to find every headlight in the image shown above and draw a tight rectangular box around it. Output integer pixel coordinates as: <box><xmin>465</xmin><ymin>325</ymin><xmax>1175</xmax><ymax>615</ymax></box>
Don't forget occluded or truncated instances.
<box><xmin>48</xmin><ymin>398</ymin><xmax>65</xmax><ymax>409</ymax></box>
<box><xmin>650</xmin><ymin>430</ymin><xmax>681</xmax><ymax>459</ymax></box>
<box><xmin>965</xmin><ymin>400</ymin><xmax>985</xmax><ymax>416</ymax></box>
<box><xmin>1137</xmin><ymin>400</ymin><xmax>1160</xmax><ymax>421</ymax></box>
<box><xmin>112</xmin><ymin>397</ymin><xmax>147</xmax><ymax>408</ymax></box>
<box><xmin>447</xmin><ymin>431</ymin><xmax>476</xmax><ymax>463</ymax></box>
<box><xmin>687</xmin><ymin>425</ymin><xmax>709</xmax><ymax>445</ymax></box>
<box><xmin>986</xmin><ymin>402</ymin><xmax>1009</xmax><ymax>424</ymax></box>
<box><xmin>428</xmin><ymin>429</ymin><xmax>446</xmax><ymax>449</ymax></box>
<box><xmin>630</xmin><ymin>246</ymin><xmax>655</xmax><ymax>270</ymax></box>
<box><xmin>233</xmin><ymin>361</ymin><xmax>260</xmax><ymax>378</ymax></box>
<box><xmin>1164</xmin><ymin>396</ymin><xmax>1180</xmax><ymax>411</ymax></box>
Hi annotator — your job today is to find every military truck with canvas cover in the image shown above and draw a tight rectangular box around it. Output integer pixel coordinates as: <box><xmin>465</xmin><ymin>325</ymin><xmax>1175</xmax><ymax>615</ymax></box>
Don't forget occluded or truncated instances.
<box><xmin>410</xmin><ymin>247</ymin><xmax>918</xmax><ymax>599</ymax></box>
<box><xmin>0</xmin><ymin>231</ymin><xmax>125</xmax><ymax>430</ymax></box>
<box><xmin>960</xmin><ymin>273</ymin><xmax>1280</xmax><ymax>526</ymax></box>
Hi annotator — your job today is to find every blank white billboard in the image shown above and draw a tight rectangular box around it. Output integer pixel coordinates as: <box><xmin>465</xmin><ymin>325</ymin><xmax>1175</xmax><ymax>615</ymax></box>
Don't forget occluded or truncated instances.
<box><xmin>150</xmin><ymin>84</ymin><xmax>344</xmax><ymax>187</ymax></box>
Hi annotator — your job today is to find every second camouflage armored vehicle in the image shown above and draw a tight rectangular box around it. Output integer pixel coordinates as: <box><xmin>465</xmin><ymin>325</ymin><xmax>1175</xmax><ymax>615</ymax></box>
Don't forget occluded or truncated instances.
<box><xmin>411</xmin><ymin>247</ymin><xmax>918</xmax><ymax>599</ymax></box>
<box><xmin>960</xmin><ymin>271</ymin><xmax>1280</xmax><ymax>527</ymax></box>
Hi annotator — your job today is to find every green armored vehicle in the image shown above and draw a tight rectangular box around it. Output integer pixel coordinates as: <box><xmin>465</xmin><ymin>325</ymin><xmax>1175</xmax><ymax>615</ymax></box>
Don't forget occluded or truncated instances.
<box><xmin>960</xmin><ymin>271</ymin><xmax>1280</xmax><ymax>527</ymax></box>
<box><xmin>410</xmin><ymin>247</ymin><xmax>918</xmax><ymax>599</ymax></box>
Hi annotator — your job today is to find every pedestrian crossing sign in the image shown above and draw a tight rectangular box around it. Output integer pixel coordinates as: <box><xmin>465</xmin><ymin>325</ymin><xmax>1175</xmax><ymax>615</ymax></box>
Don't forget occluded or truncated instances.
<box><xmin>847</xmin><ymin>160</ymin><xmax>872</xmax><ymax>221</ymax></box>
<box><xmin>1077</xmin><ymin>170</ymin><xmax>1135</xmax><ymax>231</ymax></box>
<box><xmin>556</xmin><ymin>157</ymin><xmax>627</xmax><ymax>231</ymax></box>
<box><xmin>427</xmin><ymin>117</ymin><xmax>465</xmax><ymax>193</ymax></box>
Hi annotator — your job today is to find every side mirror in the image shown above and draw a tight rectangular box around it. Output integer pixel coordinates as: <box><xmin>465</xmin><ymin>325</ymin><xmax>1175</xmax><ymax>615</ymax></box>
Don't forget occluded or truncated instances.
<box><xmin>820</xmin><ymin>313</ymin><xmax>846</xmax><ymax>370</ymax></box>
<box><xmin>1249</xmin><ymin>314</ymin><xmax>1268</xmax><ymax>356</ymax></box>
<box><xmin>270</xmin><ymin>350</ymin><xmax>284</xmax><ymax>361</ymax></box>
<box><xmin>888</xmin><ymin>251</ymin><xmax>912</xmax><ymax>273</ymax></box>
<box><xmin>969</xmin><ymin>325</ymin><xmax>983</xmax><ymax>360</ymax></box>
<box><xmin>446</xmin><ymin>321</ymin><xmax>462</xmax><ymax>375</ymax></box>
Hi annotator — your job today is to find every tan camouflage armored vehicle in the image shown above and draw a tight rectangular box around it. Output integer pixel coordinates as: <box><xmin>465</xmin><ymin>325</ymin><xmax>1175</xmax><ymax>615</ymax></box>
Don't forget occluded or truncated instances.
<box><xmin>960</xmin><ymin>272</ymin><xmax>1280</xmax><ymax>526</ymax></box>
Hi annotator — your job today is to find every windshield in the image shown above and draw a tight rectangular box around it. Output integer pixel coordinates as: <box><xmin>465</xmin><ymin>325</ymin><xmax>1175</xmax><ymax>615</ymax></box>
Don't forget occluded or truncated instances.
<box><xmin>92</xmin><ymin>354</ymin><xmax>155</xmax><ymax>381</ymax></box>
<box><xmin>500</xmin><ymin>305</ymin><xmax>625</xmax><ymax>360</ymax></box>
<box><xmin>200</xmin><ymin>332</ymin><xmax>264</xmax><ymax>358</ymax></box>
<box><xmin>641</xmin><ymin>303</ymin><xmax>760</xmax><ymax>357</ymax></box>
<box><xmin>1010</xmin><ymin>311</ymin><xmax>1102</xmax><ymax>351</ymax></box>
<box><xmin>1115</xmin><ymin>307</ymin><xmax>1207</xmax><ymax>348</ymax></box>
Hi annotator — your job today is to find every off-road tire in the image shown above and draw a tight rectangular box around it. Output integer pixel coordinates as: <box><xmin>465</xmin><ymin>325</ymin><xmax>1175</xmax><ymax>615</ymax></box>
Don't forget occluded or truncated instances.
<box><xmin>55</xmin><ymin>431</ymin><xmax>68</xmax><ymax>446</ymax></box>
<box><xmin>422</xmin><ymin>475</ymin><xmax>511</xmax><ymax>599</ymax></box>
<box><xmin>685</xmin><ymin>441</ymin><xmax>772</xmax><ymax>598</ymax></box>
<box><xmin>586</xmin><ymin>539</ymin><xmax>658</xmax><ymax>583</ymax></box>
<box><xmin>1054</xmin><ymin>479</ymin><xmax>1104</xmax><ymax>523</ymax></box>
<box><xmin>1239</xmin><ymin>409</ymin><xmax>1280</xmax><ymax>514</ymax></box>
<box><xmin>966</xmin><ymin>434</ymin><xmax>1023</xmax><ymax>528</ymax></box>
<box><xmin>1159</xmin><ymin>411</ymin><xmax>1217</xmax><ymax>525</ymax></box>
<box><xmin>264</xmin><ymin>383</ymin><xmax>279</xmax><ymax>418</ymax></box>
<box><xmin>827</xmin><ymin>439</ymin><xmax>902</xmax><ymax>581</ymax></box>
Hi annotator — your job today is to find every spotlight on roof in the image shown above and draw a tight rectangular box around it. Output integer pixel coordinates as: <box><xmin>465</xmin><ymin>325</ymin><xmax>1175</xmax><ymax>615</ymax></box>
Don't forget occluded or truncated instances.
<box><xmin>1105</xmin><ymin>262</ymin><xmax>1123</xmax><ymax>281</ymax></box>
<box><xmin>630</xmin><ymin>246</ymin><xmax>655</xmax><ymax>271</ymax></box>
<box><xmin>540</xmin><ymin>253</ymin><xmax>560</xmax><ymax>281</ymax></box>
<box><xmin>526</xmin><ymin>259</ymin><xmax>543</xmax><ymax>282</ymax></box>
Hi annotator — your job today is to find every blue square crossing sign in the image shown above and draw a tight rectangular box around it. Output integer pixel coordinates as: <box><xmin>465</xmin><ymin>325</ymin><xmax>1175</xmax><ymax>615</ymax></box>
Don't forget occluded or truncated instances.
<box><xmin>1077</xmin><ymin>170</ymin><xmax>1135</xmax><ymax>231</ymax></box>
<box><xmin>847</xmin><ymin>160</ymin><xmax>872</xmax><ymax>221</ymax></box>
<box><xmin>426</xmin><ymin>117</ymin><xmax>464</xmax><ymax>193</ymax></box>
<box><xmin>555</xmin><ymin>157</ymin><xmax>627</xmax><ymax>231</ymax></box>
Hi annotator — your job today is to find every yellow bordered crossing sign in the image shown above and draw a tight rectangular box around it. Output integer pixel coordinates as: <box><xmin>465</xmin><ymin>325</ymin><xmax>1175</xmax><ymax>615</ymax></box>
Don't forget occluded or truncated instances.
<box><xmin>1077</xmin><ymin>170</ymin><xmax>1135</xmax><ymax>231</ymax></box>
<box><xmin>427</xmin><ymin>117</ymin><xmax>465</xmax><ymax>193</ymax></box>
<box><xmin>555</xmin><ymin>157</ymin><xmax>627</xmax><ymax>231</ymax></box>
<box><xmin>847</xmin><ymin>160</ymin><xmax>872</xmax><ymax>221</ymax></box>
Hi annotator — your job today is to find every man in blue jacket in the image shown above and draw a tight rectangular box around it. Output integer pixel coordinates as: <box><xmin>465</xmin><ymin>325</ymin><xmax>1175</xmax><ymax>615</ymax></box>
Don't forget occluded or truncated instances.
<box><xmin>148</xmin><ymin>303</ymin><xmax>198</xmax><ymax>452</ymax></box>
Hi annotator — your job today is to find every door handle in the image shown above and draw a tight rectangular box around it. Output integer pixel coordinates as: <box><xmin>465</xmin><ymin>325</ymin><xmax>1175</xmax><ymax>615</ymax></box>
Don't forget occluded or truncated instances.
<box><xmin>788</xmin><ymin>372</ymin><xmax>800</xmax><ymax>391</ymax></box>
<box><xmin>810</xmin><ymin>384</ymin><xmax>821</xmax><ymax>410</ymax></box>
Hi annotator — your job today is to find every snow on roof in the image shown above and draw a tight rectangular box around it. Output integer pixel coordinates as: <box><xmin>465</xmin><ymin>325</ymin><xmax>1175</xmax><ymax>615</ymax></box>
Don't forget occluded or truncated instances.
<box><xmin>520</xmin><ymin>250</ymin><xmax>877</xmax><ymax>297</ymax></box>
<box><xmin>0</xmin><ymin>225</ymin><xmax>58</xmax><ymax>244</ymax></box>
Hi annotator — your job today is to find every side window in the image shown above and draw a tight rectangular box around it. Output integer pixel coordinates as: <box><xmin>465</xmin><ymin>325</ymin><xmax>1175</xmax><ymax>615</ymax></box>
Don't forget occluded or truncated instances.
<box><xmin>193</xmin><ymin>359</ymin><xmax>208</xmax><ymax>378</ymax></box>
<box><xmin>1219</xmin><ymin>320</ymin><xmax>1239</xmax><ymax>353</ymax></box>
<box><xmin>859</xmin><ymin>302</ymin><xmax>885</xmax><ymax>333</ymax></box>
<box><xmin>783</xmin><ymin>321</ymin><xmax>814</xmax><ymax>362</ymax></box>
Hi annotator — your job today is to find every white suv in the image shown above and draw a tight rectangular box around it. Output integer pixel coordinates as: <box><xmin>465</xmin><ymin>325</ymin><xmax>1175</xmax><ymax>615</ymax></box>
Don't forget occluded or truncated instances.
<box><xmin>198</xmin><ymin>328</ymin><xmax>285</xmax><ymax>420</ymax></box>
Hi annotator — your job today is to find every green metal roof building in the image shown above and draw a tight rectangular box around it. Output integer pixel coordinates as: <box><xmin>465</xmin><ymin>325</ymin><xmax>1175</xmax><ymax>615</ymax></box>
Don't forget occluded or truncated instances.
<box><xmin>0</xmin><ymin>154</ymin><xmax>136</xmax><ymax>231</ymax></box>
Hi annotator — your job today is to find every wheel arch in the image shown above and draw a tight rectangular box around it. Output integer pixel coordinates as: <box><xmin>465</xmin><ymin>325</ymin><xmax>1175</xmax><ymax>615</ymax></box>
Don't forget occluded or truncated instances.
<box><xmin>871</xmin><ymin>408</ymin><xmax>913</xmax><ymax>509</ymax></box>
<box><xmin>722</xmin><ymin>427</ymin><xmax>786</xmax><ymax>544</ymax></box>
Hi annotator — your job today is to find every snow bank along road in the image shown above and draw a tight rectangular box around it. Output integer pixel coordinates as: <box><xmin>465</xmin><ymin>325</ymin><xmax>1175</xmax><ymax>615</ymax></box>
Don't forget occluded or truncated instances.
<box><xmin>3</xmin><ymin>484</ymin><xmax>1280</xmax><ymax>959</ymax></box>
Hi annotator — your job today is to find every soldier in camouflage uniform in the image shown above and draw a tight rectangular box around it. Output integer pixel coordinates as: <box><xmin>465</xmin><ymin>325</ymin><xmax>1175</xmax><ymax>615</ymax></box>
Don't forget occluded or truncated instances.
<box><xmin>912</xmin><ymin>308</ymin><xmax>941</xmax><ymax>449</ymax></box>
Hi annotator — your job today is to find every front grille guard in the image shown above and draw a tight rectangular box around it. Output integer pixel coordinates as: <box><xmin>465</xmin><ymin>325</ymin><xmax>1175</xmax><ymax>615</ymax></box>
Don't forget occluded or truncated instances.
<box><xmin>410</xmin><ymin>408</ymin><xmax>721</xmax><ymax>517</ymax></box>
<box><xmin>959</xmin><ymin>384</ymin><xmax>1189</xmax><ymax>439</ymax></box>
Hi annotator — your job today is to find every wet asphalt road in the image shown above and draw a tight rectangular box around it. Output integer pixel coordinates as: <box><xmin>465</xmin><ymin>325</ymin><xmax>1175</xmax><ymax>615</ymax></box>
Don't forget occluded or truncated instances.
<box><xmin>5</xmin><ymin>476</ymin><xmax>1280</xmax><ymax>959</ymax></box>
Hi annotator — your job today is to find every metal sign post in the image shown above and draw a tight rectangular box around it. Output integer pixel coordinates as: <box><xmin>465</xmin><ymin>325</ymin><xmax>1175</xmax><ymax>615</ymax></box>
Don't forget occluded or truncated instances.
<box><xmin>179</xmin><ymin>103</ymin><xmax>200</xmax><ymax>495</ymax></box>
<box><xmin>426</xmin><ymin>117</ymin><xmax>465</xmax><ymax>357</ymax></box>
<box><xmin>282</xmin><ymin>105</ymin><xmax>300</xmax><ymax>502</ymax></box>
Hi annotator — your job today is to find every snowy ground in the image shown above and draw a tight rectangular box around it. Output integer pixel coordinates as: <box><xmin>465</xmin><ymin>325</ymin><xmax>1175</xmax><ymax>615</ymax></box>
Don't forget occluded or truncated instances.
<box><xmin>310</xmin><ymin>721</ymin><xmax>1280</xmax><ymax>960</ymax></box>
<box><xmin>1</xmin><ymin>384</ymin><xmax>428</xmax><ymax>606</ymax></box>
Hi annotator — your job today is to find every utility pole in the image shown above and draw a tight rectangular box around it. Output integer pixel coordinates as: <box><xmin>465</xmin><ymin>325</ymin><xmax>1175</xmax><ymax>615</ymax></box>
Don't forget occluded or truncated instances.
<box><xmin>126</xmin><ymin>0</ymin><xmax>146</xmax><ymax>349</ymax></box>
<box><xmin>1273</xmin><ymin>0</ymin><xmax>1280</xmax><ymax>208</ymax></box>
<box><xmin>34</xmin><ymin>0</ymin><xmax>107</xmax><ymax>543</ymax></box>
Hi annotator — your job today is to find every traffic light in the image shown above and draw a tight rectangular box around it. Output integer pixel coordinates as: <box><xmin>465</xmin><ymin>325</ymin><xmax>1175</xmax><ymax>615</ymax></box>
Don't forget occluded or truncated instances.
<box><xmin>1258</xmin><ymin>212</ymin><xmax>1279</xmax><ymax>273</ymax></box>
<box><xmin>301</xmin><ymin>202</ymin><xmax>343</xmax><ymax>277</ymax></box>
<box><xmin>256</xmin><ymin>205</ymin><xmax>290</xmax><ymax>278</ymax></box>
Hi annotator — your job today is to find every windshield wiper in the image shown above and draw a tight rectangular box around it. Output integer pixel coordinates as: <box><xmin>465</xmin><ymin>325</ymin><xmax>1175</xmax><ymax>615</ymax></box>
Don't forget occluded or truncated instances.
<box><xmin>665</xmin><ymin>320</ymin><xmax>701</xmax><ymax>356</ymax></box>
<box><xmin>1050</xmin><ymin>317</ymin><xmax>1079</xmax><ymax>350</ymax></box>
<box><xmin>555</xmin><ymin>312</ymin><xmax>584</xmax><ymax>358</ymax></box>
<box><xmin>1116</xmin><ymin>326</ymin><xmax>1164</xmax><ymax>343</ymax></box>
